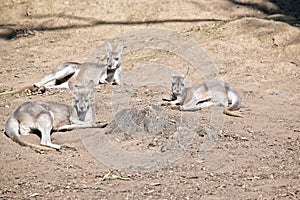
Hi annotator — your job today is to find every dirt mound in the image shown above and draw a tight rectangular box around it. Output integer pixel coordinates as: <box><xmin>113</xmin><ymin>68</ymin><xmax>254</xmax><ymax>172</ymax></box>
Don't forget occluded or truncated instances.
<box><xmin>106</xmin><ymin>105</ymin><xmax>179</xmax><ymax>135</ymax></box>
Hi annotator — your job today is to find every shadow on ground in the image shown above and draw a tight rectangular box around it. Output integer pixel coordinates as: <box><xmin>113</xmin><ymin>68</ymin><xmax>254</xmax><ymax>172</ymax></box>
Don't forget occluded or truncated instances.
<box><xmin>228</xmin><ymin>0</ymin><xmax>300</xmax><ymax>25</ymax></box>
<box><xmin>0</xmin><ymin>0</ymin><xmax>299</xmax><ymax>40</ymax></box>
<box><xmin>0</xmin><ymin>17</ymin><xmax>224</xmax><ymax>40</ymax></box>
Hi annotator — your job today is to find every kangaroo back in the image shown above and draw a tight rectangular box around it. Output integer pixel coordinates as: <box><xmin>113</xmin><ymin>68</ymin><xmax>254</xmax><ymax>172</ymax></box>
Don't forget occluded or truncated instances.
<box><xmin>74</xmin><ymin>62</ymin><xmax>107</xmax><ymax>85</ymax></box>
<box><xmin>4</xmin><ymin>80</ymin><xmax>96</xmax><ymax>150</ymax></box>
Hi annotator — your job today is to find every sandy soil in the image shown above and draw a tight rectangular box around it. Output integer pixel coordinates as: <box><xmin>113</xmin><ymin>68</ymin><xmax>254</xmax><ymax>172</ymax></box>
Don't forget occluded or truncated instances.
<box><xmin>0</xmin><ymin>0</ymin><xmax>299</xmax><ymax>199</ymax></box>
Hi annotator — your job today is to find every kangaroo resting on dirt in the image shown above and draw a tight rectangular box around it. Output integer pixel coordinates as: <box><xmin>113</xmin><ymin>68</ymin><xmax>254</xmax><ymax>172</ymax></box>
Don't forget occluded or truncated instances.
<box><xmin>4</xmin><ymin>80</ymin><xmax>107</xmax><ymax>151</ymax></box>
<box><xmin>0</xmin><ymin>41</ymin><xmax>123</xmax><ymax>96</ymax></box>
<box><xmin>34</xmin><ymin>41</ymin><xmax>124</xmax><ymax>88</ymax></box>
<box><xmin>162</xmin><ymin>69</ymin><xmax>243</xmax><ymax>117</ymax></box>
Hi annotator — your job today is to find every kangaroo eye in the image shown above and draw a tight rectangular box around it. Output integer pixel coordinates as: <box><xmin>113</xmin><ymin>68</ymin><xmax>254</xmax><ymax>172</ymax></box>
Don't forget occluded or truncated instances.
<box><xmin>114</xmin><ymin>57</ymin><xmax>119</xmax><ymax>61</ymax></box>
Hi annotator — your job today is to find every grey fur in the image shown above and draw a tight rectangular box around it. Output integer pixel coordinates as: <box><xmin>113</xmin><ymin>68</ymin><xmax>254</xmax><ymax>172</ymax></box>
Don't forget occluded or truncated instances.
<box><xmin>163</xmin><ymin>69</ymin><xmax>242</xmax><ymax>117</ymax></box>
<box><xmin>105</xmin><ymin>41</ymin><xmax>123</xmax><ymax>85</ymax></box>
<box><xmin>4</xmin><ymin>80</ymin><xmax>104</xmax><ymax>150</ymax></box>
<box><xmin>34</xmin><ymin>41</ymin><xmax>124</xmax><ymax>88</ymax></box>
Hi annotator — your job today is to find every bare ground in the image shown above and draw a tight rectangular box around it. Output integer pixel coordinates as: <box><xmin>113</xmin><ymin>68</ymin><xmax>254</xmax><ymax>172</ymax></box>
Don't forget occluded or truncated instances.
<box><xmin>0</xmin><ymin>0</ymin><xmax>299</xmax><ymax>199</ymax></box>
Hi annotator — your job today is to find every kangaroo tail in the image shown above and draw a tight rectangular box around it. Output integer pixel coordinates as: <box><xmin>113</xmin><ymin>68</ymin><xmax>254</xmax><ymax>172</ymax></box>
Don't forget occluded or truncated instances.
<box><xmin>11</xmin><ymin>134</ymin><xmax>54</xmax><ymax>151</ymax></box>
<box><xmin>224</xmin><ymin>108</ymin><xmax>243</xmax><ymax>118</ymax></box>
<box><xmin>0</xmin><ymin>85</ymin><xmax>46</xmax><ymax>96</ymax></box>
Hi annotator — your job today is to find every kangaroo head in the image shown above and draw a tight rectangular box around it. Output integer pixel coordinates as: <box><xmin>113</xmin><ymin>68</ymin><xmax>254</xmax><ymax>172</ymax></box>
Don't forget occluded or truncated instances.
<box><xmin>69</xmin><ymin>80</ymin><xmax>94</xmax><ymax>120</ymax></box>
<box><xmin>171</xmin><ymin>68</ymin><xmax>189</xmax><ymax>96</ymax></box>
<box><xmin>105</xmin><ymin>41</ymin><xmax>123</xmax><ymax>70</ymax></box>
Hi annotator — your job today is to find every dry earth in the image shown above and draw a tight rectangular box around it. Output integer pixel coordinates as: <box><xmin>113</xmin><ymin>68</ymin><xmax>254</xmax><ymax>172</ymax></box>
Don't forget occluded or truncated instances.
<box><xmin>0</xmin><ymin>0</ymin><xmax>299</xmax><ymax>199</ymax></box>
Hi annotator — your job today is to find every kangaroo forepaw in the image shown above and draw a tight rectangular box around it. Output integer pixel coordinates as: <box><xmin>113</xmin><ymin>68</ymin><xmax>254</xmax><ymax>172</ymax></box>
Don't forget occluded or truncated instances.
<box><xmin>94</xmin><ymin>122</ymin><xmax>108</xmax><ymax>128</ymax></box>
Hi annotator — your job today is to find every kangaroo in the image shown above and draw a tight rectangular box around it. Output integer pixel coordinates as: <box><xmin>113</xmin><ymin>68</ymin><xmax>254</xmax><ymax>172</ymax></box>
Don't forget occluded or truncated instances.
<box><xmin>0</xmin><ymin>41</ymin><xmax>123</xmax><ymax>96</ymax></box>
<box><xmin>162</xmin><ymin>69</ymin><xmax>242</xmax><ymax>117</ymax></box>
<box><xmin>104</xmin><ymin>41</ymin><xmax>124</xmax><ymax>85</ymax></box>
<box><xmin>4</xmin><ymin>80</ymin><xmax>107</xmax><ymax>151</ymax></box>
<box><xmin>33</xmin><ymin>41</ymin><xmax>123</xmax><ymax>88</ymax></box>
<box><xmin>73</xmin><ymin>41</ymin><xmax>124</xmax><ymax>86</ymax></box>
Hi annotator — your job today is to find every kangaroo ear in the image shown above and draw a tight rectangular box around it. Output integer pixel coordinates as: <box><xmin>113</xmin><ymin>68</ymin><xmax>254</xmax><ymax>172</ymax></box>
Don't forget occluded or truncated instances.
<box><xmin>182</xmin><ymin>68</ymin><xmax>189</xmax><ymax>78</ymax></box>
<box><xmin>105</xmin><ymin>41</ymin><xmax>112</xmax><ymax>54</ymax></box>
<box><xmin>116</xmin><ymin>42</ymin><xmax>124</xmax><ymax>55</ymax></box>
<box><xmin>68</xmin><ymin>82</ymin><xmax>79</xmax><ymax>96</ymax></box>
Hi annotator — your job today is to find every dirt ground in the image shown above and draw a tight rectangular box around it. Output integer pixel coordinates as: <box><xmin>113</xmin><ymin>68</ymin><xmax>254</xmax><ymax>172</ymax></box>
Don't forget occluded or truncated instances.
<box><xmin>0</xmin><ymin>0</ymin><xmax>299</xmax><ymax>199</ymax></box>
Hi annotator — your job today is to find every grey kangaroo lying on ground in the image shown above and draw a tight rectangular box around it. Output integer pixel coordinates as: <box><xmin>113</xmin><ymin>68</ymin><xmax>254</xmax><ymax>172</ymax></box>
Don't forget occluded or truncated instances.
<box><xmin>0</xmin><ymin>41</ymin><xmax>123</xmax><ymax>96</ymax></box>
<box><xmin>162</xmin><ymin>69</ymin><xmax>242</xmax><ymax>117</ymax></box>
<box><xmin>5</xmin><ymin>80</ymin><xmax>107</xmax><ymax>151</ymax></box>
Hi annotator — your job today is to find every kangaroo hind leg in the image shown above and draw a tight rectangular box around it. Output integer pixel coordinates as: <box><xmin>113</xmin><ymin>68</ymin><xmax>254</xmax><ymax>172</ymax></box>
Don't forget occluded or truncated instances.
<box><xmin>34</xmin><ymin>63</ymin><xmax>80</xmax><ymax>88</ymax></box>
<box><xmin>180</xmin><ymin>99</ymin><xmax>203</xmax><ymax>111</ymax></box>
<box><xmin>37</xmin><ymin>113</ymin><xmax>61</xmax><ymax>150</ymax></box>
